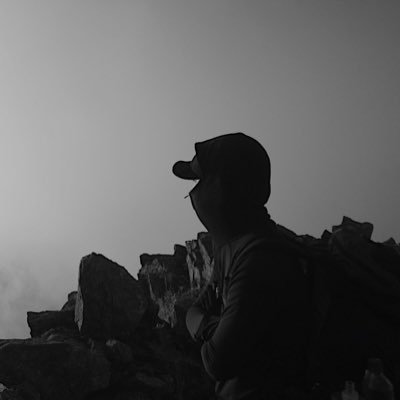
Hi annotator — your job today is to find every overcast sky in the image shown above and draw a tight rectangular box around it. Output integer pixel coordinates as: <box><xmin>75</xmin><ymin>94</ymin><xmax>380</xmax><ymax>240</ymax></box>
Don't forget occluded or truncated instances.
<box><xmin>0</xmin><ymin>0</ymin><xmax>399</xmax><ymax>338</ymax></box>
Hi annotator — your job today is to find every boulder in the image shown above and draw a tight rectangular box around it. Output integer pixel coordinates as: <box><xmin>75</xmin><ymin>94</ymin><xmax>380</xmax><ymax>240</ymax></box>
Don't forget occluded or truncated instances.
<box><xmin>105</xmin><ymin>339</ymin><xmax>133</xmax><ymax>365</ymax></box>
<box><xmin>27</xmin><ymin>309</ymin><xmax>78</xmax><ymax>338</ymax></box>
<box><xmin>0</xmin><ymin>382</ymin><xmax>40</xmax><ymax>400</ymax></box>
<box><xmin>0</xmin><ymin>337</ymin><xmax>110</xmax><ymax>400</ymax></box>
<box><xmin>138</xmin><ymin>245</ymin><xmax>189</xmax><ymax>327</ymax></box>
<box><xmin>61</xmin><ymin>291</ymin><xmax>77</xmax><ymax>311</ymax></box>
<box><xmin>3</xmin><ymin>216</ymin><xmax>398</xmax><ymax>400</ymax></box>
<box><xmin>27</xmin><ymin>291</ymin><xmax>80</xmax><ymax>338</ymax></box>
<box><xmin>75</xmin><ymin>253</ymin><xmax>149</xmax><ymax>340</ymax></box>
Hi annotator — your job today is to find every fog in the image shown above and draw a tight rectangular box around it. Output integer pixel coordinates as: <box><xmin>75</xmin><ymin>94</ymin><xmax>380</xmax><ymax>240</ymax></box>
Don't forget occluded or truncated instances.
<box><xmin>0</xmin><ymin>0</ymin><xmax>399</xmax><ymax>337</ymax></box>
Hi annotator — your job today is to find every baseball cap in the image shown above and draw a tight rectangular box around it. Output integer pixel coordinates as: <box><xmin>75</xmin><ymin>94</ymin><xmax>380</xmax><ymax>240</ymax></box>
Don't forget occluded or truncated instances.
<box><xmin>172</xmin><ymin>132</ymin><xmax>271</xmax><ymax>205</ymax></box>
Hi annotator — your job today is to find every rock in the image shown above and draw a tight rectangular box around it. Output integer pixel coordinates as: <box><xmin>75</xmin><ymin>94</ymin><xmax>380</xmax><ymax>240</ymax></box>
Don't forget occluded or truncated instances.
<box><xmin>75</xmin><ymin>253</ymin><xmax>149</xmax><ymax>340</ymax></box>
<box><xmin>27</xmin><ymin>291</ymin><xmax>80</xmax><ymax>338</ymax></box>
<box><xmin>105</xmin><ymin>339</ymin><xmax>133</xmax><ymax>364</ymax></box>
<box><xmin>276</xmin><ymin>224</ymin><xmax>298</xmax><ymax>239</ymax></box>
<box><xmin>382</xmin><ymin>238</ymin><xmax>400</xmax><ymax>255</ymax></box>
<box><xmin>197</xmin><ymin>232</ymin><xmax>214</xmax><ymax>281</ymax></box>
<box><xmin>185</xmin><ymin>232</ymin><xmax>213</xmax><ymax>290</ymax></box>
<box><xmin>138</xmin><ymin>245</ymin><xmax>190</xmax><ymax>327</ymax></box>
<box><xmin>135</xmin><ymin>372</ymin><xmax>169</xmax><ymax>389</ymax></box>
<box><xmin>0</xmin><ymin>338</ymin><xmax>110</xmax><ymax>400</ymax></box>
<box><xmin>0</xmin><ymin>388</ymin><xmax>23</xmax><ymax>400</ymax></box>
<box><xmin>146</xmin><ymin>326</ymin><xmax>215</xmax><ymax>400</ymax></box>
<box><xmin>2</xmin><ymin>216</ymin><xmax>398</xmax><ymax>400</ymax></box>
<box><xmin>27</xmin><ymin>309</ymin><xmax>78</xmax><ymax>338</ymax></box>
<box><xmin>332</xmin><ymin>215</ymin><xmax>374</xmax><ymax>240</ymax></box>
<box><xmin>321</xmin><ymin>229</ymin><xmax>332</xmax><ymax>242</ymax></box>
<box><xmin>61</xmin><ymin>291</ymin><xmax>77</xmax><ymax>311</ymax></box>
<box><xmin>40</xmin><ymin>326</ymin><xmax>81</xmax><ymax>342</ymax></box>
<box><xmin>0</xmin><ymin>382</ymin><xmax>40</xmax><ymax>400</ymax></box>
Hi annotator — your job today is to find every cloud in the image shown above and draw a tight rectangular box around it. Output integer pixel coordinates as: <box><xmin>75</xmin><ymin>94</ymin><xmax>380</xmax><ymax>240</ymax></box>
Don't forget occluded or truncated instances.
<box><xmin>0</xmin><ymin>258</ymin><xmax>43</xmax><ymax>338</ymax></box>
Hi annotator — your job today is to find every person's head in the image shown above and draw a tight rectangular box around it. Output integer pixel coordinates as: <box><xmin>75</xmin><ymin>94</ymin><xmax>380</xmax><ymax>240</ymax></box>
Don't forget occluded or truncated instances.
<box><xmin>172</xmin><ymin>132</ymin><xmax>271</xmax><ymax>233</ymax></box>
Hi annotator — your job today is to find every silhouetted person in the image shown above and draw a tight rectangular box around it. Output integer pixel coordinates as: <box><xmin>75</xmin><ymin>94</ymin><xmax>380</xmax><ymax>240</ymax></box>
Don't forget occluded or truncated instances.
<box><xmin>172</xmin><ymin>133</ymin><xmax>310</xmax><ymax>400</ymax></box>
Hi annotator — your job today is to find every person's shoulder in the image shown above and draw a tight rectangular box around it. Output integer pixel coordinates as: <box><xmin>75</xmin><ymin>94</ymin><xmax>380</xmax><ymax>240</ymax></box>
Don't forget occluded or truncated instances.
<box><xmin>230</xmin><ymin>231</ymin><xmax>294</xmax><ymax>269</ymax></box>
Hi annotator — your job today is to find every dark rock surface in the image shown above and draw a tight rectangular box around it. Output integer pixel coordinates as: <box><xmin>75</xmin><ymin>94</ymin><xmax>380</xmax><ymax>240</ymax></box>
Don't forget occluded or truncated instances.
<box><xmin>0</xmin><ymin>216</ymin><xmax>399</xmax><ymax>400</ymax></box>
<box><xmin>185</xmin><ymin>232</ymin><xmax>213</xmax><ymax>289</ymax></box>
<box><xmin>0</xmin><ymin>381</ymin><xmax>40</xmax><ymax>400</ymax></box>
<box><xmin>75</xmin><ymin>253</ymin><xmax>149</xmax><ymax>341</ymax></box>
<box><xmin>61</xmin><ymin>291</ymin><xmax>78</xmax><ymax>311</ymax></box>
<box><xmin>27</xmin><ymin>309</ymin><xmax>78</xmax><ymax>337</ymax></box>
<box><xmin>138</xmin><ymin>244</ymin><xmax>190</xmax><ymax>327</ymax></box>
<box><xmin>0</xmin><ymin>336</ymin><xmax>110</xmax><ymax>400</ymax></box>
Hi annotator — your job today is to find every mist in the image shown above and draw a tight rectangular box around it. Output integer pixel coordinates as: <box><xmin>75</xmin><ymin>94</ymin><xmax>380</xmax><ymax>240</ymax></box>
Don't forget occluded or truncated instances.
<box><xmin>0</xmin><ymin>0</ymin><xmax>399</xmax><ymax>338</ymax></box>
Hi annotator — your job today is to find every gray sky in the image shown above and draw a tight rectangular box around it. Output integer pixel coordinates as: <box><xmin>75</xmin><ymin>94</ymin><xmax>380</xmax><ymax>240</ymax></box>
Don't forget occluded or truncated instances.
<box><xmin>0</xmin><ymin>0</ymin><xmax>399</xmax><ymax>338</ymax></box>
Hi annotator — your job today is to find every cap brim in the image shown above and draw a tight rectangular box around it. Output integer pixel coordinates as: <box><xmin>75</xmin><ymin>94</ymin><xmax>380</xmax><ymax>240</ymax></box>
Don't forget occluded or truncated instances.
<box><xmin>172</xmin><ymin>160</ymin><xmax>199</xmax><ymax>180</ymax></box>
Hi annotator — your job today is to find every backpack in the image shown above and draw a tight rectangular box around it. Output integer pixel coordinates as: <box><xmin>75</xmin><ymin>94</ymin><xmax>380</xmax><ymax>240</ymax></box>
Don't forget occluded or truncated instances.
<box><xmin>276</xmin><ymin>219</ymin><xmax>400</xmax><ymax>396</ymax></box>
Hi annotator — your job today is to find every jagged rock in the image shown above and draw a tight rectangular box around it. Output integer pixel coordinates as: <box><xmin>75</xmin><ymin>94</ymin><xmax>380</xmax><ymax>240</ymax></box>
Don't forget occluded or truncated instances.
<box><xmin>27</xmin><ymin>309</ymin><xmax>78</xmax><ymax>338</ymax></box>
<box><xmin>328</xmin><ymin>216</ymin><xmax>400</xmax><ymax>327</ymax></box>
<box><xmin>185</xmin><ymin>232</ymin><xmax>213</xmax><ymax>290</ymax></box>
<box><xmin>297</xmin><ymin>234</ymin><xmax>320</xmax><ymax>246</ymax></box>
<box><xmin>2</xmin><ymin>216</ymin><xmax>398</xmax><ymax>400</ymax></box>
<box><xmin>61</xmin><ymin>291</ymin><xmax>77</xmax><ymax>311</ymax></box>
<box><xmin>276</xmin><ymin>224</ymin><xmax>298</xmax><ymax>239</ymax></box>
<box><xmin>27</xmin><ymin>291</ymin><xmax>80</xmax><ymax>338</ymax></box>
<box><xmin>138</xmin><ymin>245</ymin><xmax>189</xmax><ymax>327</ymax></box>
<box><xmin>146</xmin><ymin>326</ymin><xmax>215</xmax><ymax>400</ymax></box>
<box><xmin>332</xmin><ymin>215</ymin><xmax>374</xmax><ymax>240</ymax></box>
<box><xmin>105</xmin><ymin>339</ymin><xmax>133</xmax><ymax>364</ymax></box>
<box><xmin>75</xmin><ymin>253</ymin><xmax>149</xmax><ymax>340</ymax></box>
<box><xmin>382</xmin><ymin>238</ymin><xmax>400</xmax><ymax>255</ymax></box>
<box><xmin>0</xmin><ymin>388</ymin><xmax>23</xmax><ymax>400</ymax></box>
<box><xmin>0</xmin><ymin>382</ymin><xmax>39</xmax><ymax>400</ymax></box>
<box><xmin>197</xmin><ymin>232</ymin><xmax>214</xmax><ymax>281</ymax></box>
<box><xmin>40</xmin><ymin>326</ymin><xmax>82</xmax><ymax>341</ymax></box>
<box><xmin>321</xmin><ymin>229</ymin><xmax>332</xmax><ymax>242</ymax></box>
<box><xmin>135</xmin><ymin>372</ymin><xmax>170</xmax><ymax>390</ymax></box>
<box><xmin>0</xmin><ymin>337</ymin><xmax>110</xmax><ymax>400</ymax></box>
<box><xmin>185</xmin><ymin>241</ymin><xmax>202</xmax><ymax>290</ymax></box>
<box><xmin>85</xmin><ymin>323</ymin><xmax>214</xmax><ymax>400</ymax></box>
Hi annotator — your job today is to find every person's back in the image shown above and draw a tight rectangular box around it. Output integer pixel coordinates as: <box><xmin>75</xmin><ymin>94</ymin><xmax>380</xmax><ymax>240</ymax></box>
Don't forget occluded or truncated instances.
<box><xmin>210</xmin><ymin>220</ymin><xmax>310</xmax><ymax>399</ymax></box>
<box><xmin>172</xmin><ymin>133</ymin><xmax>311</xmax><ymax>399</ymax></box>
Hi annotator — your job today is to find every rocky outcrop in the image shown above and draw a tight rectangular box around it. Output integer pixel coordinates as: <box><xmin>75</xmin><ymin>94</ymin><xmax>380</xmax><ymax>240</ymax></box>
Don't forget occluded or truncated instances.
<box><xmin>185</xmin><ymin>232</ymin><xmax>214</xmax><ymax>289</ymax></box>
<box><xmin>75</xmin><ymin>253</ymin><xmax>149</xmax><ymax>341</ymax></box>
<box><xmin>0</xmin><ymin>336</ymin><xmax>110</xmax><ymax>400</ymax></box>
<box><xmin>0</xmin><ymin>252</ymin><xmax>214</xmax><ymax>400</ymax></box>
<box><xmin>27</xmin><ymin>309</ymin><xmax>78</xmax><ymax>338</ymax></box>
<box><xmin>0</xmin><ymin>216</ymin><xmax>399</xmax><ymax>400</ymax></box>
<box><xmin>61</xmin><ymin>291</ymin><xmax>77</xmax><ymax>311</ymax></box>
<box><xmin>138</xmin><ymin>244</ymin><xmax>190</xmax><ymax>328</ymax></box>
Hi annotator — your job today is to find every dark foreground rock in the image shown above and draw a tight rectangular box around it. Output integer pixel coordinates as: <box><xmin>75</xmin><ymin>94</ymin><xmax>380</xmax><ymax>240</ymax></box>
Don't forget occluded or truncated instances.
<box><xmin>185</xmin><ymin>232</ymin><xmax>214</xmax><ymax>290</ymax></box>
<box><xmin>0</xmin><ymin>337</ymin><xmax>110</xmax><ymax>400</ymax></box>
<box><xmin>27</xmin><ymin>309</ymin><xmax>78</xmax><ymax>338</ymax></box>
<box><xmin>75</xmin><ymin>253</ymin><xmax>149</xmax><ymax>341</ymax></box>
<box><xmin>0</xmin><ymin>216</ymin><xmax>399</xmax><ymax>400</ymax></box>
<box><xmin>0</xmin><ymin>243</ymin><xmax>215</xmax><ymax>400</ymax></box>
<box><xmin>138</xmin><ymin>244</ymin><xmax>190</xmax><ymax>328</ymax></box>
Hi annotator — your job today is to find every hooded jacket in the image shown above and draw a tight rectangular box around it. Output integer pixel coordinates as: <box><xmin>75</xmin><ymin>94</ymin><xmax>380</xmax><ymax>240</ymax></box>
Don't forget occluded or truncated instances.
<box><xmin>186</xmin><ymin>216</ymin><xmax>311</xmax><ymax>399</ymax></box>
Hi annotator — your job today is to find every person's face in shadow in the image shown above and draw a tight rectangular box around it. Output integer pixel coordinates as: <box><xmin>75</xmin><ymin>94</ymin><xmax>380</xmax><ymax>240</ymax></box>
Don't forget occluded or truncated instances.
<box><xmin>189</xmin><ymin>175</ymin><xmax>225</xmax><ymax>233</ymax></box>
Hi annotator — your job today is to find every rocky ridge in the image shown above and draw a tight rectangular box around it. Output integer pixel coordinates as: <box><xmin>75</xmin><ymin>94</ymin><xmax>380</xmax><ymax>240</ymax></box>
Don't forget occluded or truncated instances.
<box><xmin>0</xmin><ymin>216</ymin><xmax>399</xmax><ymax>400</ymax></box>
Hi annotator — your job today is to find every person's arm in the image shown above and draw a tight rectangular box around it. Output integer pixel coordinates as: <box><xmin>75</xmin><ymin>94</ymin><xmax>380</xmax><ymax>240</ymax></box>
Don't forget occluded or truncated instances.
<box><xmin>186</xmin><ymin>268</ymin><xmax>222</xmax><ymax>342</ymax></box>
<box><xmin>199</xmin><ymin>249</ymin><xmax>292</xmax><ymax>381</ymax></box>
<box><xmin>186</xmin><ymin>306</ymin><xmax>220</xmax><ymax>342</ymax></box>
